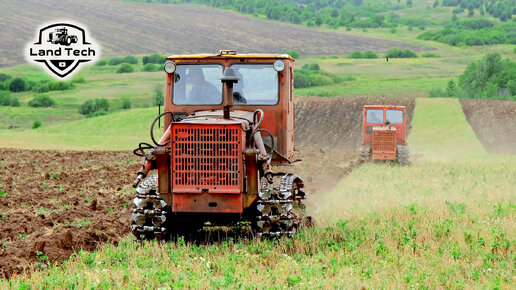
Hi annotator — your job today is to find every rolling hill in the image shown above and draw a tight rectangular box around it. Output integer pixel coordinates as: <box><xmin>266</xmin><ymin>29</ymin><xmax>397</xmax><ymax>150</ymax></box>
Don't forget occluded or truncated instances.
<box><xmin>0</xmin><ymin>0</ymin><xmax>425</xmax><ymax>67</ymax></box>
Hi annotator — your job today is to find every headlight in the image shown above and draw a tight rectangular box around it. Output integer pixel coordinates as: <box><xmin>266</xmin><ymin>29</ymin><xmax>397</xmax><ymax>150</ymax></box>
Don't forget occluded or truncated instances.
<box><xmin>273</xmin><ymin>60</ymin><xmax>285</xmax><ymax>72</ymax></box>
<box><xmin>163</xmin><ymin>61</ymin><xmax>176</xmax><ymax>74</ymax></box>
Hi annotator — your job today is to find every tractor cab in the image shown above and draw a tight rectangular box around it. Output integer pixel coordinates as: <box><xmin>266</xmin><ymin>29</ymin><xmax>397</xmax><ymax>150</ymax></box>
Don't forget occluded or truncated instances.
<box><xmin>359</xmin><ymin>105</ymin><xmax>409</xmax><ymax>164</ymax></box>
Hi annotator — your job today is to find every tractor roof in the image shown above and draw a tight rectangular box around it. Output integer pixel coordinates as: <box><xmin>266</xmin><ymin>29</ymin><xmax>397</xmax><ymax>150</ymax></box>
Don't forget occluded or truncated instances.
<box><xmin>166</xmin><ymin>50</ymin><xmax>294</xmax><ymax>61</ymax></box>
<box><xmin>363</xmin><ymin>105</ymin><xmax>406</xmax><ymax>110</ymax></box>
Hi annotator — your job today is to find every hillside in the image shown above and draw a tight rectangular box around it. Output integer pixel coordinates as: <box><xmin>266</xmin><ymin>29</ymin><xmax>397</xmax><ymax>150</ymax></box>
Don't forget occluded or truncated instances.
<box><xmin>0</xmin><ymin>0</ymin><xmax>423</xmax><ymax>67</ymax></box>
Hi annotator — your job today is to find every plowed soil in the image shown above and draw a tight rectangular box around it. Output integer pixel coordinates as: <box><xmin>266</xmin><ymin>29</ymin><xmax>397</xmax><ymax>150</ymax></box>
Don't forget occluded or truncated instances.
<box><xmin>0</xmin><ymin>97</ymin><xmax>415</xmax><ymax>279</ymax></box>
<box><xmin>460</xmin><ymin>99</ymin><xmax>516</xmax><ymax>154</ymax></box>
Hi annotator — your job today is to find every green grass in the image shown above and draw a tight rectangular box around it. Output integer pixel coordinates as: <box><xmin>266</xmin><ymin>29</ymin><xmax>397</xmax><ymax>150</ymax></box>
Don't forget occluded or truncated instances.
<box><xmin>409</xmin><ymin>98</ymin><xmax>486</xmax><ymax>160</ymax></box>
<box><xmin>0</xmin><ymin>107</ymin><xmax>159</xmax><ymax>150</ymax></box>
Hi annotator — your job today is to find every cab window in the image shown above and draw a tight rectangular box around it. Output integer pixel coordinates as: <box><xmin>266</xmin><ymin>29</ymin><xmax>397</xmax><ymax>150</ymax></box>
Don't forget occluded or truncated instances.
<box><xmin>386</xmin><ymin>109</ymin><xmax>403</xmax><ymax>124</ymax></box>
<box><xmin>172</xmin><ymin>64</ymin><xmax>223</xmax><ymax>105</ymax></box>
<box><xmin>366</xmin><ymin>109</ymin><xmax>384</xmax><ymax>124</ymax></box>
<box><xmin>229</xmin><ymin>64</ymin><xmax>279</xmax><ymax>105</ymax></box>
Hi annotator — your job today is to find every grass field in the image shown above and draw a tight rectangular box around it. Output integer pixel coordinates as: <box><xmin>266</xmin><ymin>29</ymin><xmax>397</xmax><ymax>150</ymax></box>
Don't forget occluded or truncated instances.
<box><xmin>2</xmin><ymin>98</ymin><xmax>514</xmax><ymax>288</ymax></box>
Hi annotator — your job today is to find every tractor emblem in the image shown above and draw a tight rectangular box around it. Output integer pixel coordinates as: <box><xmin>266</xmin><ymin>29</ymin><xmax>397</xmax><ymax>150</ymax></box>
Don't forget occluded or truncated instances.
<box><xmin>25</xmin><ymin>21</ymin><xmax>100</xmax><ymax>79</ymax></box>
<box><xmin>47</xmin><ymin>27</ymin><xmax>78</xmax><ymax>46</ymax></box>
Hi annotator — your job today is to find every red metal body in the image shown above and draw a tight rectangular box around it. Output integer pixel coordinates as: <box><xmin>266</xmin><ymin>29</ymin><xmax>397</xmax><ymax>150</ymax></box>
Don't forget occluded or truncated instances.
<box><xmin>154</xmin><ymin>52</ymin><xmax>296</xmax><ymax>214</ymax></box>
<box><xmin>362</xmin><ymin>105</ymin><xmax>406</xmax><ymax>161</ymax></box>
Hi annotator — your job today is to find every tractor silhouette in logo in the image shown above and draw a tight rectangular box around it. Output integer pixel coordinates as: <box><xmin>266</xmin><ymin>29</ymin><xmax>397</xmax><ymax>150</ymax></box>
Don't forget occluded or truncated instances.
<box><xmin>48</xmin><ymin>27</ymin><xmax>78</xmax><ymax>46</ymax></box>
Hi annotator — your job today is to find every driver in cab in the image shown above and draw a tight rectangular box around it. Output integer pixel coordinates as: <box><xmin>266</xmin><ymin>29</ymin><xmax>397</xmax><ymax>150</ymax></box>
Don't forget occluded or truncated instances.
<box><xmin>186</xmin><ymin>67</ymin><xmax>221</xmax><ymax>104</ymax></box>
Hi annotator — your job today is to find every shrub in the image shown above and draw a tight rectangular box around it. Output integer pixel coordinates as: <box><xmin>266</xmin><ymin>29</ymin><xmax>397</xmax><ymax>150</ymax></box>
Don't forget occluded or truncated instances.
<box><xmin>9</xmin><ymin>77</ymin><xmax>30</xmax><ymax>92</ymax></box>
<box><xmin>362</xmin><ymin>51</ymin><xmax>378</xmax><ymax>59</ymax></box>
<box><xmin>48</xmin><ymin>81</ymin><xmax>75</xmax><ymax>91</ymax></box>
<box><xmin>153</xmin><ymin>87</ymin><xmax>164</xmax><ymax>106</ymax></box>
<box><xmin>122</xmin><ymin>56</ymin><xmax>138</xmax><ymax>64</ymax></box>
<box><xmin>390</xmin><ymin>27</ymin><xmax>397</xmax><ymax>33</ymax></box>
<box><xmin>282</xmin><ymin>50</ymin><xmax>300</xmax><ymax>59</ymax></box>
<box><xmin>95</xmin><ymin>59</ymin><xmax>108</xmax><ymax>66</ymax></box>
<box><xmin>142</xmin><ymin>54</ymin><xmax>165</xmax><ymax>65</ymax></box>
<box><xmin>117</xmin><ymin>63</ymin><xmax>134</xmax><ymax>74</ymax></box>
<box><xmin>32</xmin><ymin>120</ymin><xmax>42</xmax><ymax>129</ymax></box>
<box><xmin>142</xmin><ymin>63</ymin><xmax>159</xmax><ymax>72</ymax></box>
<box><xmin>108</xmin><ymin>58</ymin><xmax>123</xmax><ymax>66</ymax></box>
<box><xmin>79</xmin><ymin>98</ymin><xmax>110</xmax><ymax>116</ymax></box>
<box><xmin>428</xmin><ymin>88</ymin><xmax>445</xmax><ymax>98</ymax></box>
<box><xmin>28</xmin><ymin>94</ymin><xmax>57</xmax><ymax>108</ymax></box>
<box><xmin>347</xmin><ymin>51</ymin><xmax>363</xmax><ymax>59</ymax></box>
<box><xmin>34</xmin><ymin>83</ymin><xmax>50</xmax><ymax>93</ymax></box>
<box><xmin>302</xmin><ymin>63</ymin><xmax>320</xmax><ymax>70</ymax></box>
<box><xmin>421</xmin><ymin>52</ymin><xmax>440</xmax><ymax>58</ymax></box>
<box><xmin>446</xmin><ymin>79</ymin><xmax>457</xmax><ymax>97</ymax></box>
<box><xmin>86</xmin><ymin>110</ymin><xmax>109</xmax><ymax>118</ymax></box>
<box><xmin>0</xmin><ymin>91</ymin><xmax>11</xmax><ymax>106</ymax></box>
<box><xmin>294</xmin><ymin>73</ymin><xmax>311</xmax><ymax>88</ymax></box>
<box><xmin>10</xmin><ymin>97</ymin><xmax>20</xmax><ymax>107</ymax></box>
<box><xmin>385</xmin><ymin>47</ymin><xmax>417</xmax><ymax>58</ymax></box>
<box><xmin>310</xmin><ymin>74</ymin><xmax>334</xmax><ymax>86</ymax></box>
<box><xmin>122</xmin><ymin>98</ymin><xmax>132</xmax><ymax>109</ymax></box>
<box><xmin>0</xmin><ymin>73</ymin><xmax>12</xmax><ymax>83</ymax></box>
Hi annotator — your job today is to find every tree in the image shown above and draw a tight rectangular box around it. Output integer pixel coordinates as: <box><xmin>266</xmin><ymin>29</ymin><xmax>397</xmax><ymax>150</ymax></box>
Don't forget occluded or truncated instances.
<box><xmin>433</xmin><ymin>0</ymin><xmax>439</xmax><ymax>8</ymax></box>
<box><xmin>122</xmin><ymin>98</ymin><xmax>132</xmax><ymax>109</ymax></box>
<box><xmin>9</xmin><ymin>77</ymin><xmax>30</xmax><ymax>92</ymax></box>
<box><xmin>407</xmin><ymin>0</ymin><xmax>413</xmax><ymax>7</ymax></box>
<box><xmin>446</xmin><ymin>79</ymin><xmax>457</xmax><ymax>97</ymax></box>
<box><xmin>468</xmin><ymin>6</ymin><xmax>474</xmax><ymax>17</ymax></box>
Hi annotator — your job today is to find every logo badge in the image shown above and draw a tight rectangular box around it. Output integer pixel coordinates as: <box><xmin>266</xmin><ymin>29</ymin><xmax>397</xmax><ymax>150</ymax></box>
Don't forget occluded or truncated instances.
<box><xmin>25</xmin><ymin>21</ymin><xmax>100</xmax><ymax>79</ymax></box>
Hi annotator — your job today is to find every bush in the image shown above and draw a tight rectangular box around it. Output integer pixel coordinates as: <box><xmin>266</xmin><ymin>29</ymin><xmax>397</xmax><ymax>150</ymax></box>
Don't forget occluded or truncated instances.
<box><xmin>142</xmin><ymin>63</ymin><xmax>159</xmax><ymax>72</ymax></box>
<box><xmin>362</xmin><ymin>51</ymin><xmax>378</xmax><ymax>59</ymax></box>
<box><xmin>428</xmin><ymin>88</ymin><xmax>445</xmax><ymax>98</ymax></box>
<box><xmin>86</xmin><ymin>110</ymin><xmax>109</xmax><ymax>118</ymax></box>
<box><xmin>281</xmin><ymin>50</ymin><xmax>300</xmax><ymax>59</ymax></box>
<box><xmin>0</xmin><ymin>91</ymin><xmax>11</xmax><ymax>106</ymax></box>
<box><xmin>10</xmin><ymin>97</ymin><xmax>20</xmax><ymax>107</ymax></box>
<box><xmin>310</xmin><ymin>74</ymin><xmax>334</xmax><ymax>86</ymax></box>
<box><xmin>294</xmin><ymin>73</ymin><xmax>311</xmax><ymax>88</ymax></box>
<box><xmin>0</xmin><ymin>73</ymin><xmax>12</xmax><ymax>83</ymax></box>
<box><xmin>79</xmin><ymin>98</ymin><xmax>110</xmax><ymax>116</ymax></box>
<box><xmin>142</xmin><ymin>54</ymin><xmax>165</xmax><ymax>65</ymax></box>
<box><xmin>48</xmin><ymin>81</ymin><xmax>75</xmax><ymax>91</ymax></box>
<box><xmin>108</xmin><ymin>58</ymin><xmax>124</xmax><ymax>66</ymax></box>
<box><xmin>302</xmin><ymin>63</ymin><xmax>320</xmax><ymax>70</ymax></box>
<box><xmin>34</xmin><ymin>83</ymin><xmax>50</xmax><ymax>93</ymax></box>
<box><xmin>122</xmin><ymin>98</ymin><xmax>132</xmax><ymax>109</ymax></box>
<box><xmin>28</xmin><ymin>94</ymin><xmax>57</xmax><ymax>108</ymax></box>
<box><xmin>32</xmin><ymin>120</ymin><xmax>42</xmax><ymax>129</ymax></box>
<box><xmin>385</xmin><ymin>47</ymin><xmax>417</xmax><ymax>58</ymax></box>
<box><xmin>347</xmin><ymin>51</ymin><xmax>362</xmax><ymax>59</ymax></box>
<box><xmin>9</xmin><ymin>77</ymin><xmax>31</xmax><ymax>92</ymax></box>
<box><xmin>421</xmin><ymin>52</ymin><xmax>440</xmax><ymax>58</ymax></box>
<box><xmin>117</xmin><ymin>63</ymin><xmax>134</xmax><ymax>74</ymax></box>
<box><xmin>95</xmin><ymin>59</ymin><xmax>108</xmax><ymax>66</ymax></box>
<box><xmin>122</xmin><ymin>56</ymin><xmax>138</xmax><ymax>64</ymax></box>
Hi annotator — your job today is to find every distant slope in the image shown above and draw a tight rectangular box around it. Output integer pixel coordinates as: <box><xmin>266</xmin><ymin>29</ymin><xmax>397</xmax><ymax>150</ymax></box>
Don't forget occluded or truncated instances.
<box><xmin>0</xmin><ymin>0</ymin><xmax>424</xmax><ymax>67</ymax></box>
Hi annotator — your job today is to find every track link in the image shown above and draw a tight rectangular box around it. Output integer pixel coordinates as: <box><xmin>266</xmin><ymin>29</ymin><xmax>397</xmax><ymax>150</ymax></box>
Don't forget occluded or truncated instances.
<box><xmin>255</xmin><ymin>173</ymin><xmax>308</xmax><ymax>238</ymax></box>
<box><xmin>131</xmin><ymin>174</ymin><xmax>168</xmax><ymax>241</ymax></box>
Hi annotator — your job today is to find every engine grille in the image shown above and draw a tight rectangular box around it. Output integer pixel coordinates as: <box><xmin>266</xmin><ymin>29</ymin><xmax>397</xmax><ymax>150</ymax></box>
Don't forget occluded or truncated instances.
<box><xmin>171</xmin><ymin>123</ymin><xmax>243</xmax><ymax>194</ymax></box>
<box><xmin>372</xmin><ymin>129</ymin><xmax>397</xmax><ymax>152</ymax></box>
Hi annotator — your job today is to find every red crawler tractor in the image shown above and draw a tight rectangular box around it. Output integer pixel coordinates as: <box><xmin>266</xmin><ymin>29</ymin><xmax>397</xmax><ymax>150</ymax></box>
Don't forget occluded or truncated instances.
<box><xmin>131</xmin><ymin>50</ymin><xmax>309</xmax><ymax>240</ymax></box>
<box><xmin>358</xmin><ymin>105</ymin><xmax>410</xmax><ymax>165</ymax></box>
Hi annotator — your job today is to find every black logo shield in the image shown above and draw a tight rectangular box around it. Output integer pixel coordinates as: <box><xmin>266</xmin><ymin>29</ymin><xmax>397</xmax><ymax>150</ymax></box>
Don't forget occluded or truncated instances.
<box><xmin>26</xmin><ymin>22</ymin><xmax>100</xmax><ymax>79</ymax></box>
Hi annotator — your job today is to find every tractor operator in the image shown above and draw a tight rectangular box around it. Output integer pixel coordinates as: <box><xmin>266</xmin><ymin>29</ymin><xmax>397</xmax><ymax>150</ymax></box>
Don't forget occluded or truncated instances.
<box><xmin>186</xmin><ymin>67</ymin><xmax>221</xmax><ymax>104</ymax></box>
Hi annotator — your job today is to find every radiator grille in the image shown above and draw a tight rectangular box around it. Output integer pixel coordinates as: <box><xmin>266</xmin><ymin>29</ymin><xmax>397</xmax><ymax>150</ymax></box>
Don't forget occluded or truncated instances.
<box><xmin>171</xmin><ymin>124</ymin><xmax>242</xmax><ymax>193</ymax></box>
<box><xmin>372</xmin><ymin>130</ymin><xmax>397</xmax><ymax>152</ymax></box>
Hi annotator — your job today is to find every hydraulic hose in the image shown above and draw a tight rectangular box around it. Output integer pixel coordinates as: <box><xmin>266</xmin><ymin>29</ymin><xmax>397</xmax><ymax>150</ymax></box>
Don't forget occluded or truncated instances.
<box><xmin>150</xmin><ymin>111</ymin><xmax>175</xmax><ymax>146</ymax></box>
